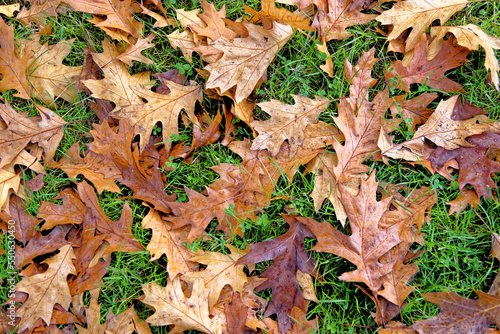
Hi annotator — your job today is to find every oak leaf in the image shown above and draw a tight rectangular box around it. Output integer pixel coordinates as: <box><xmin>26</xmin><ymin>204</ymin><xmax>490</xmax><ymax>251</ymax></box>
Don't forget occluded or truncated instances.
<box><xmin>205</xmin><ymin>21</ymin><xmax>293</xmax><ymax>103</ymax></box>
<box><xmin>24</xmin><ymin>35</ymin><xmax>82</xmax><ymax>104</ymax></box>
<box><xmin>16</xmin><ymin>244</ymin><xmax>76</xmax><ymax>332</ymax></box>
<box><xmin>190</xmin><ymin>0</ymin><xmax>238</xmax><ymax>41</ymax></box>
<box><xmin>167</xmin><ymin>29</ymin><xmax>197</xmax><ymax>63</ymax></box>
<box><xmin>5</xmin><ymin>194</ymin><xmax>41</xmax><ymax>246</ymax></box>
<box><xmin>412</xmin><ymin>290</ymin><xmax>500</xmax><ymax>333</ymax></box>
<box><xmin>182</xmin><ymin>245</ymin><xmax>249</xmax><ymax>309</ymax></box>
<box><xmin>110</xmin><ymin>81</ymin><xmax>202</xmax><ymax>152</ymax></box>
<box><xmin>48</xmin><ymin>143</ymin><xmax>122</xmax><ymax>194</ymax></box>
<box><xmin>114</xmin><ymin>34</ymin><xmax>155</xmax><ymax>66</ymax></box>
<box><xmin>0</xmin><ymin>4</ymin><xmax>20</xmax><ymax>18</ymax></box>
<box><xmin>430</xmin><ymin>24</ymin><xmax>500</xmax><ymax>91</ymax></box>
<box><xmin>244</xmin><ymin>0</ymin><xmax>313</xmax><ymax>31</ymax></box>
<box><xmin>82</xmin><ymin>39</ymin><xmax>153</xmax><ymax>109</ymax></box>
<box><xmin>250</xmin><ymin>95</ymin><xmax>330</xmax><ymax>157</ymax></box>
<box><xmin>382</xmin><ymin>96</ymin><xmax>498</xmax><ymax>161</ymax></box>
<box><xmin>237</xmin><ymin>215</ymin><xmax>318</xmax><ymax>334</ymax></box>
<box><xmin>77</xmin><ymin>181</ymin><xmax>144</xmax><ymax>254</ymax></box>
<box><xmin>141</xmin><ymin>278</ymin><xmax>223</xmax><ymax>334</ymax></box>
<box><xmin>140</xmin><ymin>4</ymin><xmax>175</xmax><ymax>28</ymax></box>
<box><xmin>305</xmin><ymin>152</ymin><xmax>362</xmax><ymax>225</ymax></box>
<box><xmin>428</xmin><ymin>132</ymin><xmax>500</xmax><ymax>200</ymax></box>
<box><xmin>62</xmin><ymin>0</ymin><xmax>142</xmax><ymax>41</ymax></box>
<box><xmin>447</xmin><ymin>188</ymin><xmax>480</xmax><ymax>215</ymax></box>
<box><xmin>375</xmin><ymin>0</ymin><xmax>469</xmax><ymax>52</ymax></box>
<box><xmin>0</xmin><ymin>102</ymin><xmax>66</xmax><ymax>168</ymax></box>
<box><xmin>0</xmin><ymin>17</ymin><xmax>31</xmax><ymax>99</ymax></box>
<box><xmin>88</xmin><ymin>120</ymin><xmax>175</xmax><ymax>213</ymax></box>
<box><xmin>301</xmin><ymin>172</ymin><xmax>401</xmax><ymax>322</ymax></box>
<box><xmin>385</xmin><ymin>34</ymin><xmax>469</xmax><ymax>93</ymax></box>
<box><xmin>317</xmin><ymin>39</ymin><xmax>334</xmax><ymax>77</ymax></box>
<box><xmin>16</xmin><ymin>0</ymin><xmax>60</xmax><ymax>25</ymax></box>
<box><xmin>141</xmin><ymin>208</ymin><xmax>200</xmax><ymax>278</ymax></box>
<box><xmin>312</xmin><ymin>0</ymin><xmax>374</xmax><ymax>42</ymax></box>
<box><xmin>168</xmin><ymin>186</ymin><xmax>233</xmax><ymax>243</ymax></box>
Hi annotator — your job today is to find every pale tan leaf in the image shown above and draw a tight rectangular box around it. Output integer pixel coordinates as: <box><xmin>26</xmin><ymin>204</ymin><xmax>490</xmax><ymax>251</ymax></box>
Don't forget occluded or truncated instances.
<box><xmin>167</xmin><ymin>29</ymin><xmax>196</xmax><ymax>63</ymax></box>
<box><xmin>205</xmin><ymin>22</ymin><xmax>293</xmax><ymax>103</ymax></box>
<box><xmin>110</xmin><ymin>81</ymin><xmax>202</xmax><ymax>152</ymax></box>
<box><xmin>142</xmin><ymin>278</ymin><xmax>223</xmax><ymax>334</ymax></box>
<box><xmin>16</xmin><ymin>245</ymin><xmax>76</xmax><ymax>332</ymax></box>
<box><xmin>0</xmin><ymin>4</ymin><xmax>20</xmax><ymax>17</ymax></box>
<box><xmin>115</xmin><ymin>34</ymin><xmax>155</xmax><ymax>66</ymax></box>
<box><xmin>251</xmin><ymin>94</ymin><xmax>330</xmax><ymax>157</ymax></box>
<box><xmin>376</xmin><ymin>0</ymin><xmax>469</xmax><ymax>52</ymax></box>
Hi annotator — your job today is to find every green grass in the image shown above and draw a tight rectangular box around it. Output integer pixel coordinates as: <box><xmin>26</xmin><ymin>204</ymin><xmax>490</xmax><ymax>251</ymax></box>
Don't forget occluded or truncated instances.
<box><xmin>1</xmin><ymin>0</ymin><xmax>500</xmax><ymax>333</ymax></box>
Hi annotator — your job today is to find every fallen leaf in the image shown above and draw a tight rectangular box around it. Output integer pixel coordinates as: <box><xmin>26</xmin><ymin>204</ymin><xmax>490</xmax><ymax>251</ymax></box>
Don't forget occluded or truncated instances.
<box><xmin>251</xmin><ymin>94</ymin><xmax>330</xmax><ymax>157</ymax></box>
<box><xmin>376</xmin><ymin>0</ymin><xmax>469</xmax><ymax>52</ymax></box>
<box><xmin>312</xmin><ymin>0</ymin><xmax>375</xmax><ymax>42</ymax></box>
<box><xmin>317</xmin><ymin>39</ymin><xmax>334</xmax><ymax>77</ymax></box>
<box><xmin>141</xmin><ymin>208</ymin><xmax>200</xmax><ymax>278</ymax></box>
<box><xmin>205</xmin><ymin>21</ymin><xmax>293</xmax><ymax>103</ymax></box>
<box><xmin>237</xmin><ymin>215</ymin><xmax>318</xmax><ymax>334</ymax></box>
<box><xmin>48</xmin><ymin>143</ymin><xmax>121</xmax><ymax>194</ymax></box>
<box><xmin>38</xmin><ymin>188</ymin><xmax>87</xmax><ymax>230</ymax></box>
<box><xmin>412</xmin><ymin>290</ymin><xmax>500</xmax><ymax>333</ymax></box>
<box><xmin>0</xmin><ymin>17</ymin><xmax>31</xmax><ymax>99</ymax></box>
<box><xmin>447</xmin><ymin>188</ymin><xmax>480</xmax><ymax>215</ymax></box>
<box><xmin>245</xmin><ymin>0</ymin><xmax>313</xmax><ymax>31</ymax></box>
<box><xmin>141</xmin><ymin>278</ymin><xmax>223</xmax><ymax>334</ymax></box>
<box><xmin>182</xmin><ymin>245</ymin><xmax>249</xmax><ymax>309</ymax></box>
<box><xmin>62</xmin><ymin>0</ymin><xmax>142</xmax><ymax>41</ymax></box>
<box><xmin>16</xmin><ymin>245</ymin><xmax>76</xmax><ymax>332</ymax></box>
<box><xmin>190</xmin><ymin>0</ymin><xmax>238</xmax><ymax>41</ymax></box>
<box><xmin>389</xmin><ymin>93</ymin><xmax>438</xmax><ymax>130</ymax></box>
<box><xmin>0</xmin><ymin>4</ymin><xmax>20</xmax><ymax>18</ymax></box>
<box><xmin>110</xmin><ymin>81</ymin><xmax>202</xmax><ymax>152</ymax></box>
<box><xmin>115</xmin><ymin>34</ymin><xmax>155</xmax><ymax>66</ymax></box>
<box><xmin>385</xmin><ymin>34</ymin><xmax>469</xmax><ymax>93</ymax></box>
<box><xmin>82</xmin><ymin>39</ymin><xmax>153</xmax><ymax>109</ymax></box>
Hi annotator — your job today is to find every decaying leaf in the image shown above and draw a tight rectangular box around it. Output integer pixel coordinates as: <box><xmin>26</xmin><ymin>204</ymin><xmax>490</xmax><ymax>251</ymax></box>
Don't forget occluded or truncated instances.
<box><xmin>376</xmin><ymin>0</ymin><xmax>469</xmax><ymax>52</ymax></box>
<box><xmin>205</xmin><ymin>21</ymin><xmax>293</xmax><ymax>103</ymax></box>
<box><xmin>251</xmin><ymin>94</ymin><xmax>330</xmax><ymax>157</ymax></box>
<box><xmin>237</xmin><ymin>215</ymin><xmax>318</xmax><ymax>333</ymax></box>
<box><xmin>142</xmin><ymin>278</ymin><xmax>223</xmax><ymax>334</ymax></box>
<box><xmin>16</xmin><ymin>245</ymin><xmax>76</xmax><ymax>332</ymax></box>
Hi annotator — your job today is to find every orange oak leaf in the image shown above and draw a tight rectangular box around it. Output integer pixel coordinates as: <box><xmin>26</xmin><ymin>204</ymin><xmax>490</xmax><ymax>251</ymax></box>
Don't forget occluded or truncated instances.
<box><xmin>16</xmin><ymin>245</ymin><xmax>76</xmax><ymax>332</ymax></box>
<box><xmin>385</xmin><ymin>34</ymin><xmax>469</xmax><ymax>93</ymax></box>
<box><xmin>16</xmin><ymin>0</ymin><xmax>61</xmax><ymax>26</ymax></box>
<box><xmin>0</xmin><ymin>102</ymin><xmax>66</xmax><ymax>168</ymax></box>
<box><xmin>110</xmin><ymin>80</ymin><xmax>202</xmax><ymax>152</ymax></box>
<box><xmin>190</xmin><ymin>0</ymin><xmax>238</xmax><ymax>41</ymax></box>
<box><xmin>245</xmin><ymin>0</ymin><xmax>313</xmax><ymax>31</ymax></box>
<box><xmin>88</xmin><ymin>120</ymin><xmax>175</xmax><ymax>213</ymax></box>
<box><xmin>237</xmin><ymin>215</ymin><xmax>318</xmax><ymax>334</ymax></box>
<box><xmin>48</xmin><ymin>142</ymin><xmax>122</xmax><ymax>194</ymax></box>
<box><xmin>301</xmin><ymin>172</ymin><xmax>402</xmax><ymax>324</ymax></box>
<box><xmin>447</xmin><ymin>188</ymin><xmax>480</xmax><ymax>215</ymax></box>
<box><xmin>181</xmin><ymin>245</ymin><xmax>249</xmax><ymax>310</ymax></box>
<box><xmin>389</xmin><ymin>93</ymin><xmax>438</xmax><ymax>130</ymax></box>
<box><xmin>62</xmin><ymin>0</ymin><xmax>142</xmax><ymax>41</ymax></box>
<box><xmin>0</xmin><ymin>17</ymin><xmax>31</xmax><ymax>99</ymax></box>
<box><xmin>141</xmin><ymin>208</ymin><xmax>201</xmax><ymax>278</ymax></box>
<box><xmin>81</xmin><ymin>39</ymin><xmax>153</xmax><ymax>109</ymax></box>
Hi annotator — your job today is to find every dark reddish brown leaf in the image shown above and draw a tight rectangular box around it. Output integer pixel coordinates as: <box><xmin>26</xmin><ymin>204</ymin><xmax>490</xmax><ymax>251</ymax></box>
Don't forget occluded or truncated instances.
<box><xmin>224</xmin><ymin>292</ymin><xmax>246</xmax><ymax>334</ymax></box>
<box><xmin>237</xmin><ymin>215</ymin><xmax>318</xmax><ymax>334</ymax></box>
<box><xmin>385</xmin><ymin>34</ymin><xmax>470</xmax><ymax>92</ymax></box>
<box><xmin>429</xmin><ymin>132</ymin><xmax>500</xmax><ymax>200</ymax></box>
<box><xmin>24</xmin><ymin>174</ymin><xmax>45</xmax><ymax>192</ymax></box>
<box><xmin>7</xmin><ymin>195</ymin><xmax>41</xmax><ymax>245</ymax></box>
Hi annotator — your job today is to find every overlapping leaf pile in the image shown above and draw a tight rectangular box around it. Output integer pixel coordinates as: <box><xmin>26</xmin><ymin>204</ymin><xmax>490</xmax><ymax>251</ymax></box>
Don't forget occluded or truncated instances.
<box><xmin>1</xmin><ymin>0</ymin><xmax>500</xmax><ymax>333</ymax></box>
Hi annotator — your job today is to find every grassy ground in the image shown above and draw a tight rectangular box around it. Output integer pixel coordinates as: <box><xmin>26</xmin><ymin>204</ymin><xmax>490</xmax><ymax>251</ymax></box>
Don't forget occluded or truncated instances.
<box><xmin>1</xmin><ymin>0</ymin><xmax>500</xmax><ymax>333</ymax></box>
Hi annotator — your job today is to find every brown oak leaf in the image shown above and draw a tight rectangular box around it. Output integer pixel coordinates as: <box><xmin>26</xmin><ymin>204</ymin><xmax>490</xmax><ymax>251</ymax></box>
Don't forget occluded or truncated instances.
<box><xmin>250</xmin><ymin>95</ymin><xmax>330</xmax><ymax>157</ymax></box>
<box><xmin>16</xmin><ymin>245</ymin><xmax>76</xmax><ymax>332</ymax></box>
<box><xmin>237</xmin><ymin>215</ymin><xmax>318</xmax><ymax>334</ymax></box>
<box><xmin>385</xmin><ymin>34</ymin><xmax>469</xmax><ymax>93</ymax></box>
<box><xmin>190</xmin><ymin>0</ymin><xmax>238</xmax><ymax>41</ymax></box>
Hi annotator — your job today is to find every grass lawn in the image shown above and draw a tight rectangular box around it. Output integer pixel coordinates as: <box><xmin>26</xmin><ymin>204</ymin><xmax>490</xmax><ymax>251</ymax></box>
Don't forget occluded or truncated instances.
<box><xmin>1</xmin><ymin>0</ymin><xmax>500</xmax><ymax>333</ymax></box>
